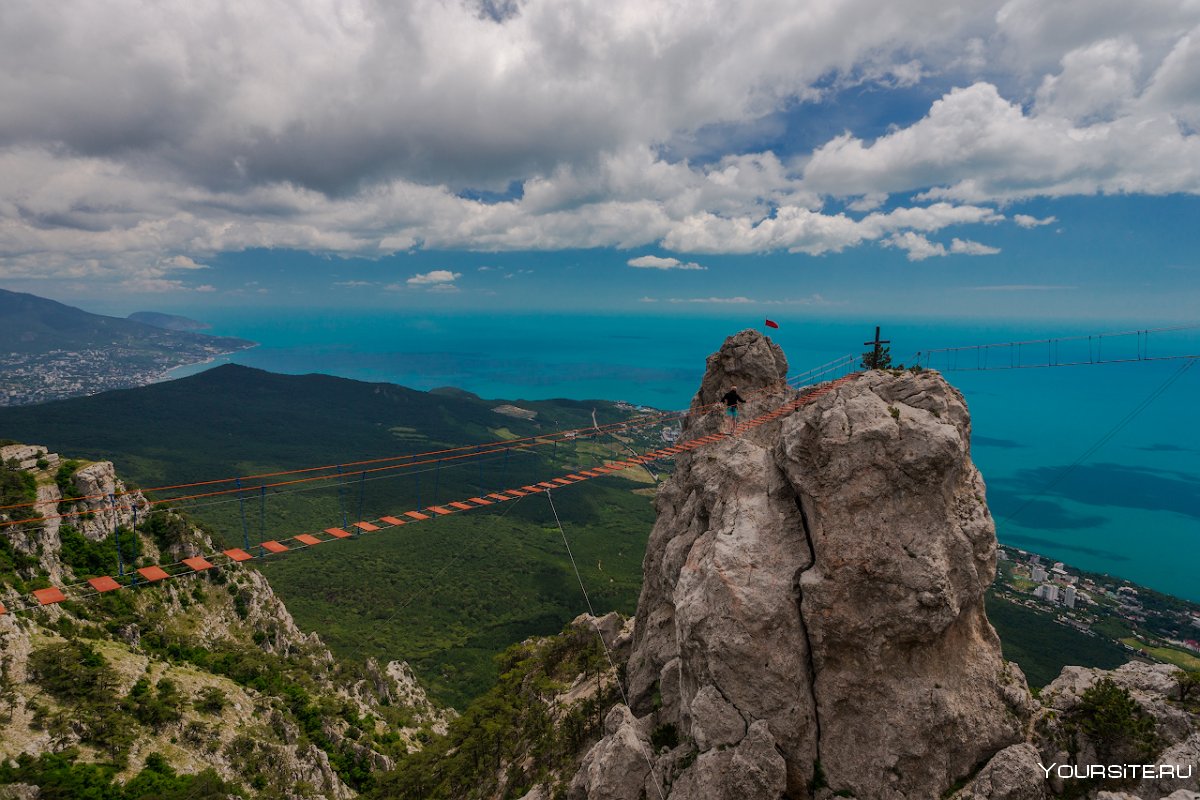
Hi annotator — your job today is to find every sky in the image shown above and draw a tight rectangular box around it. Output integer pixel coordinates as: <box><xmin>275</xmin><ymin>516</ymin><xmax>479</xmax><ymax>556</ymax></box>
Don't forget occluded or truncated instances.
<box><xmin>2</xmin><ymin>0</ymin><xmax>1199</xmax><ymax>320</ymax></box>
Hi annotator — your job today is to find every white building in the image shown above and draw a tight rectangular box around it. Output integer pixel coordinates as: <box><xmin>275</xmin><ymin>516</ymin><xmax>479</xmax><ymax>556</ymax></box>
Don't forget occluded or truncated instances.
<box><xmin>1031</xmin><ymin>566</ymin><xmax>1048</xmax><ymax>583</ymax></box>
<box><xmin>1035</xmin><ymin>584</ymin><xmax>1059</xmax><ymax>603</ymax></box>
<box><xmin>1064</xmin><ymin>586</ymin><xmax>1076</xmax><ymax>609</ymax></box>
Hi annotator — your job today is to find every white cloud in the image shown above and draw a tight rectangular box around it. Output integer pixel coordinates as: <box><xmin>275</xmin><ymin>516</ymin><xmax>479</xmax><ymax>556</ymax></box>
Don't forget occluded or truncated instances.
<box><xmin>627</xmin><ymin>255</ymin><xmax>706</xmax><ymax>270</ymax></box>
<box><xmin>806</xmin><ymin>75</ymin><xmax>1200</xmax><ymax>204</ymax></box>
<box><xmin>660</xmin><ymin>201</ymin><xmax>1000</xmax><ymax>255</ymax></box>
<box><xmin>119</xmin><ymin>277</ymin><xmax>214</xmax><ymax>293</ymax></box>
<box><xmin>1013</xmin><ymin>214</ymin><xmax>1057</xmax><ymax>228</ymax></box>
<box><xmin>162</xmin><ymin>255</ymin><xmax>209</xmax><ymax>270</ymax></box>
<box><xmin>949</xmin><ymin>238</ymin><xmax>1000</xmax><ymax>255</ymax></box>
<box><xmin>967</xmin><ymin>284</ymin><xmax>1075</xmax><ymax>290</ymax></box>
<box><xmin>884</xmin><ymin>233</ymin><xmax>1000</xmax><ymax>260</ymax></box>
<box><xmin>0</xmin><ymin>0</ymin><xmax>1198</xmax><ymax>280</ymax></box>
<box><xmin>1034</xmin><ymin>38</ymin><xmax>1141</xmax><ymax>122</ymax></box>
<box><xmin>662</xmin><ymin>294</ymin><xmax>836</xmax><ymax>305</ymax></box>
<box><xmin>847</xmin><ymin>192</ymin><xmax>888</xmax><ymax>212</ymax></box>
<box><xmin>884</xmin><ymin>232</ymin><xmax>946</xmax><ymax>261</ymax></box>
<box><xmin>638</xmin><ymin>296</ymin><xmax>659</xmax><ymax>302</ymax></box>
<box><xmin>667</xmin><ymin>296</ymin><xmax>755</xmax><ymax>304</ymax></box>
<box><xmin>407</xmin><ymin>269</ymin><xmax>462</xmax><ymax>285</ymax></box>
<box><xmin>333</xmin><ymin>280</ymin><xmax>375</xmax><ymax>288</ymax></box>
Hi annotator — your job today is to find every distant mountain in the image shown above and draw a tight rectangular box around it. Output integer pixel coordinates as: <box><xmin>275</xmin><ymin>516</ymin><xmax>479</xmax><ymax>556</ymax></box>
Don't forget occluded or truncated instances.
<box><xmin>128</xmin><ymin>309</ymin><xmax>212</xmax><ymax>331</ymax></box>
<box><xmin>0</xmin><ymin>287</ymin><xmax>254</xmax><ymax>406</ymax></box>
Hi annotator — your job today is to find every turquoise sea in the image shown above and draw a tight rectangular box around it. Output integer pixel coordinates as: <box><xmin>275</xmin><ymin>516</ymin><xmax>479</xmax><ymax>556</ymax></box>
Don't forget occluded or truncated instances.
<box><xmin>167</xmin><ymin>311</ymin><xmax>1200</xmax><ymax>602</ymax></box>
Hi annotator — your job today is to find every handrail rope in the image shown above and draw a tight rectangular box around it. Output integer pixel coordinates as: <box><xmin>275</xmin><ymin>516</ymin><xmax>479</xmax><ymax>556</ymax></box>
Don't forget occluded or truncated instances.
<box><xmin>6</xmin><ymin>425</ymin><xmax>717</xmax><ymax>601</ymax></box>
<box><xmin>0</xmin><ymin>441</ymin><xmax>668</xmax><ymax>612</ymax></box>
<box><xmin>0</xmin><ymin>410</ymin><xmax>675</xmax><ymax>511</ymax></box>
<box><xmin>920</xmin><ymin>353</ymin><xmax>1200</xmax><ymax>372</ymax></box>
<box><xmin>1</xmin><ymin>373</ymin><xmax>860</xmax><ymax>615</ymax></box>
<box><xmin>998</xmin><ymin>359</ymin><xmax>1196</xmax><ymax>527</ymax></box>
<box><xmin>0</xmin><ymin>403</ymin><xmax>718</xmax><ymax>529</ymax></box>
<box><xmin>0</xmin><ymin>442</ymin><xmax>547</xmax><ymax>542</ymax></box>
<box><xmin>917</xmin><ymin>322</ymin><xmax>1200</xmax><ymax>356</ymax></box>
<box><xmin>23</xmin><ymin>369</ymin><xmax>840</xmax><ymax>537</ymax></box>
<box><xmin>0</xmin><ymin>378</ymin><xmax>790</xmax><ymax>514</ymax></box>
<box><xmin>0</xmin><ymin>363</ymin><xmax>877</xmax><ymax>534</ymax></box>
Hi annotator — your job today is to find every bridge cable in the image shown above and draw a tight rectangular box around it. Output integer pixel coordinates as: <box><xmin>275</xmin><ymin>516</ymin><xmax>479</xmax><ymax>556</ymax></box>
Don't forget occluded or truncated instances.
<box><xmin>546</xmin><ymin>488</ymin><xmax>667</xmax><ymax>800</ymax></box>
<box><xmin>999</xmin><ymin>358</ymin><xmax>1196</xmax><ymax>528</ymax></box>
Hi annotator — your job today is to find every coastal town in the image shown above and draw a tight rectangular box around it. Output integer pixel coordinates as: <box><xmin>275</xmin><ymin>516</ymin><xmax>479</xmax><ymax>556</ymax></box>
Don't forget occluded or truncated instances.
<box><xmin>995</xmin><ymin>544</ymin><xmax>1200</xmax><ymax>673</ymax></box>
<box><xmin>0</xmin><ymin>344</ymin><xmax>248</xmax><ymax>406</ymax></box>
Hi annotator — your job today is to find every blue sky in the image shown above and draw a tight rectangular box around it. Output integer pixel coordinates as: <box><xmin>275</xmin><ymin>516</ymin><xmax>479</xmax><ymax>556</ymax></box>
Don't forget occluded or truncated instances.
<box><xmin>2</xmin><ymin>0</ymin><xmax>1199</xmax><ymax>321</ymax></box>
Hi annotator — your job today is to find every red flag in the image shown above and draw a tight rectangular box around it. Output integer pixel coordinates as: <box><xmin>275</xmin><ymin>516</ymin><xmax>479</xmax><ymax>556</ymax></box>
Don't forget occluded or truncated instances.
<box><xmin>764</xmin><ymin>319</ymin><xmax>779</xmax><ymax>329</ymax></box>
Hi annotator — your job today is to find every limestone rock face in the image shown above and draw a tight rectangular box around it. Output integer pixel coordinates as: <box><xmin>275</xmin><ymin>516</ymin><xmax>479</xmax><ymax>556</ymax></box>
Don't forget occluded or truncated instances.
<box><xmin>568</xmin><ymin>705</ymin><xmax>655</xmax><ymax>800</ymax></box>
<box><xmin>1039</xmin><ymin>662</ymin><xmax>1193</xmax><ymax>746</ymax></box>
<box><xmin>779</xmin><ymin>369</ymin><xmax>1025</xmax><ymax>798</ymax></box>
<box><xmin>951</xmin><ymin>743</ymin><xmax>1050</xmax><ymax>800</ymax></box>
<box><xmin>668</xmin><ymin>719</ymin><xmax>787</xmax><ymax>799</ymax></box>
<box><xmin>0</xmin><ymin>449</ymin><xmax>151</xmax><ymax>587</ymax></box>
<box><xmin>573</xmin><ymin>331</ymin><xmax>1031</xmax><ymax>799</ymax></box>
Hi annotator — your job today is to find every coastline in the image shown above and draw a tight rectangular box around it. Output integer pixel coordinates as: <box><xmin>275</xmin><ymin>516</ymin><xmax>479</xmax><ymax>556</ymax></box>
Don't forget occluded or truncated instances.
<box><xmin>156</xmin><ymin>342</ymin><xmax>258</xmax><ymax>383</ymax></box>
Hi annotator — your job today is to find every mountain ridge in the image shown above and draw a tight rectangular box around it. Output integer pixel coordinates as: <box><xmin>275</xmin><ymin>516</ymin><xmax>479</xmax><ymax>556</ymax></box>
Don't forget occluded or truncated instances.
<box><xmin>0</xmin><ymin>288</ymin><xmax>253</xmax><ymax>355</ymax></box>
<box><xmin>127</xmin><ymin>311</ymin><xmax>212</xmax><ymax>332</ymax></box>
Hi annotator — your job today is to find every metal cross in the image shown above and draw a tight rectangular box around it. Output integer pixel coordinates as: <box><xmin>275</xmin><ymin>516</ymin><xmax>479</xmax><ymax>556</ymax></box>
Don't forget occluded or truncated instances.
<box><xmin>864</xmin><ymin>326</ymin><xmax>890</xmax><ymax>366</ymax></box>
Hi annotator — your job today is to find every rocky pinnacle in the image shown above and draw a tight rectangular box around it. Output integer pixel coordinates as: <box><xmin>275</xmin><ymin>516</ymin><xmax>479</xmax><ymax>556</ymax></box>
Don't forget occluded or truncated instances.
<box><xmin>570</xmin><ymin>329</ymin><xmax>1033</xmax><ymax>800</ymax></box>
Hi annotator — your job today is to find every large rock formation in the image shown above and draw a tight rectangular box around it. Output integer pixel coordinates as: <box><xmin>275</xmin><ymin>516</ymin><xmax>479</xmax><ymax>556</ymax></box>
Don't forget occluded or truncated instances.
<box><xmin>573</xmin><ymin>330</ymin><xmax>1034</xmax><ymax>799</ymax></box>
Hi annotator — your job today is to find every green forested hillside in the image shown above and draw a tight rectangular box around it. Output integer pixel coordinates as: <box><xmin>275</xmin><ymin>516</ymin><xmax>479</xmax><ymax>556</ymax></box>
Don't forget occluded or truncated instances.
<box><xmin>985</xmin><ymin>593</ymin><xmax>1131</xmax><ymax>687</ymax></box>
<box><xmin>0</xmin><ymin>363</ymin><xmax>634</xmax><ymax>483</ymax></box>
<box><xmin>0</xmin><ymin>365</ymin><xmax>661</xmax><ymax>707</ymax></box>
<box><xmin>261</xmin><ymin>481</ymin><xmax>651</xmax><ymax>707</ymax></box>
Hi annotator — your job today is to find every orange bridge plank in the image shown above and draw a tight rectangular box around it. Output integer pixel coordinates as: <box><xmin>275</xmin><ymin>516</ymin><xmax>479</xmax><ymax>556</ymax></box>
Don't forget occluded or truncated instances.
<box><xmin>88</xmin><ymin>576</ymin><xmax>121</xmax><ymax>593</ymax></box>
<box><xmin>34</xmin><ymin>587</ymin><xmax>67</xmax><ymax>605</ymax></box>
<box><xmin>138</xmin><ymin>566</ymin><xmax>171</xmax><ymax>582</ymax></box>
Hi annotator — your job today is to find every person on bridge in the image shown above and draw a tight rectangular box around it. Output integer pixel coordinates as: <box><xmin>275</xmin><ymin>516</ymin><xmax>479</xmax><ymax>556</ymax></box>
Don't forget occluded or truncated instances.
<box><xmin>722</xmin><ymin>385</ymin><xmax>745</xmax><ymax>434</ymax></box>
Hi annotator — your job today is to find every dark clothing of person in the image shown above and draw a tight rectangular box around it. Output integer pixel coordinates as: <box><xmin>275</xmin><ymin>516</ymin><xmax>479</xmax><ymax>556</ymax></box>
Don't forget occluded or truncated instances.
<box><xmin>722</xmin><ymin>389</ymin><xmax>745</xmax><ymax>408</ymax></box>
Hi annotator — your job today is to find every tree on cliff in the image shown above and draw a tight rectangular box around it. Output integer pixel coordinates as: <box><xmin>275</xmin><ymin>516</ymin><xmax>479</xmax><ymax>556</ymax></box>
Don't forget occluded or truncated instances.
<box><xmin>860</xmin><ymin>344</ymin><xmax>892</xmax><ymax>369</ymax></box>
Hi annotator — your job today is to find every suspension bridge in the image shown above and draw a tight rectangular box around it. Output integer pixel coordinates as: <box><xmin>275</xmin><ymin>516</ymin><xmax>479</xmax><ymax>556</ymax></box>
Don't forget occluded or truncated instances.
<box><xmin>0</xmin><ymin>323</ymin><xmax>1195</xmax><ymax>616</ymax></box>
